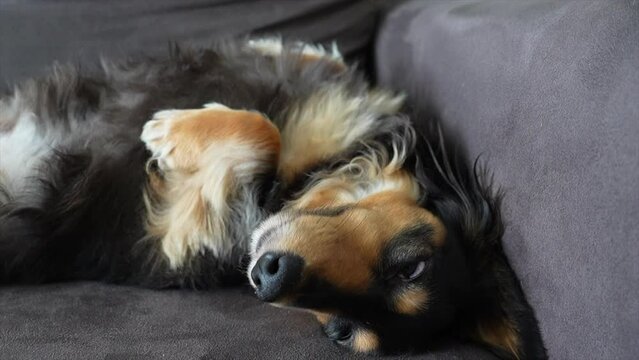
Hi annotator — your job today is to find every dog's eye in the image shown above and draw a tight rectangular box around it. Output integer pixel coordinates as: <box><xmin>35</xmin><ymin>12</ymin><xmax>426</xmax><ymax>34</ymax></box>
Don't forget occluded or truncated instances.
<box><xmin>397</xmin><ymin>260</ymin><xmax>426</xmax><ymax>282</ymax></box>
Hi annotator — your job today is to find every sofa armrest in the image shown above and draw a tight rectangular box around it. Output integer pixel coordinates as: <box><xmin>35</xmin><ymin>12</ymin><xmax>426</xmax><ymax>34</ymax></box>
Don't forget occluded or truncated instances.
<box><xmin>376</xmin><ymin>1</ymin><xmax>639</xmax><ymax>359</ymax></box>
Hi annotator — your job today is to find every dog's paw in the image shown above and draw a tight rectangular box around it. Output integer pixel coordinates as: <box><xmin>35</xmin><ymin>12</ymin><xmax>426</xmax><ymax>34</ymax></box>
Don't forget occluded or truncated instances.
<box><xmin>323</xmin><ymin>316</ymin><xmax>380</xmax><ymax>354</ymax></box>
<box><xmin>141</xmin><ymin>109</ymin><xmax>184</xmax><ymax>172</ymax></box>
<box><xmin>141</xmin><ymin>103</ymin><xmax>239</xmax><ymax>172</ymax></box>
<box><xmin>141</xmin><ymin>103</ymin><xmax>280</xmax><ymax>174</ymax></box>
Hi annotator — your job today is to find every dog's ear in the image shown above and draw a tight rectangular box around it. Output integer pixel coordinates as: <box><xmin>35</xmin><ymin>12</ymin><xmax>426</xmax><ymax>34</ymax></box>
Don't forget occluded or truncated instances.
<box><xmin>414</xmin><ymin>126</ymin><xmax>547</xmax><ymax>359</ymax></box>
<box><xmin>464</xmin><ymin>255</ymin><xmax>547</xmax><ymax>360</ymax></box>
<box><xmin>451</xmin><ymin>172</ymin><xmax>546</xmax><ymax>360</ymax></box>
<box><xmin>453</xmin><ymin>177</ymin><xmax>546</xmax><ymax>360</ymax></box>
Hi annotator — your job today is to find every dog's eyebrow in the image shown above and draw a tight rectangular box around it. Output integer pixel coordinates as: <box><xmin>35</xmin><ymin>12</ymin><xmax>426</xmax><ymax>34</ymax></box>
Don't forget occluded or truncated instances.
<box><xmin>382</xmin><ymin>224</ymin><xmax>435</xmax><ymax>267</ymax></box>
<box><xmin>298</xmin><ymin>205</ymin><xmax>351</xmax><ymax>217</ymax></box>
<box><xmin>392</xmin><ymin>224</ymin><xmax>435</xmax><ymax>243</ymax></box>
<box><xmin>254</xmin><ymin>206</ymin><xmax>350</xmax><ymax>252</ymax></box>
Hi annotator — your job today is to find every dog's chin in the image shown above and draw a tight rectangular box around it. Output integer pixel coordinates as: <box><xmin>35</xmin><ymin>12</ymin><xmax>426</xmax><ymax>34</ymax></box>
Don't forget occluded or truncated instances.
<box><xmin>264</xmin><ymin>297</ymin><xmax>299</xmax><ymax>309</ymax></box>
<box><xmin>247</xmin><ymin>276</ymin><xmax>302</xmax><ymax>310</ymax></box>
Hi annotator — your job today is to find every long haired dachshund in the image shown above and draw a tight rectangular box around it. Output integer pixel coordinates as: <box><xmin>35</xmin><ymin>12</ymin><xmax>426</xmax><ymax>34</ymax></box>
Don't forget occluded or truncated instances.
<box><xmin>0</xmin><ymin>38</ymin><xmax>546</xmax><ymax>359</ymax></box>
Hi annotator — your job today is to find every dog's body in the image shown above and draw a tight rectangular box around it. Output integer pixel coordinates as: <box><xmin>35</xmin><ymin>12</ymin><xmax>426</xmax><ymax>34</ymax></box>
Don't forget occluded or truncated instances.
<box><xmin>0</xmin><ymin>39</ymin><xmax>546</xmax><ymax>359</ymax></box>
<box><xmin>0</xmin><ymin>39</ymin><xmax>352</xmax><ymax>286</ymax></box>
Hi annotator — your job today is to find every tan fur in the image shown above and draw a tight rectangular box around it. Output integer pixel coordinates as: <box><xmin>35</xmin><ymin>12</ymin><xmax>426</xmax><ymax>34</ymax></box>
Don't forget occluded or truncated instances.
<box><xmin>352</xmin><ymin>329</ymin><xmax>379</xmax><ymax>353</ymax></box>
<box><xmin>311</xmin><ymin>311</ymin><xmax>332</xmax><ymax>325</ymax></box>
<box><xmin>142</xmin><ymin>106</ymin><xmax>279</xmax><ymax>172</ymax></box>
<box><xmin>298</xmin><ymin>53</ymin><xmax>347</xmax><ymax>73</ymax></box>
<box><xmin>475</xmin><ymin>318</ymin><xmax>521</xmax><ymax>360</ymax></box>
<box><xmin>285</xmin><ymin>132</ymin><xmax>421</xmax><ymax>210</ymax></box>
<box><xmin>237</xmin><ymin>42</ymin><xmax>452</xmax><ymax>353</ymax></box>
<box><xmin>394</xmin><ymin>286</ymin><xmax>429</xmax><ymax>315</ymax></box>
<box><xmin>278</xmin><ymin>85</ymin><xmax>404</xmax><ymax>182</ymax></box>
<box><xmin>141</xmin><ymin>104</ymin><xmax>280</xmax><ymax>268</ymax></box>
<box><xmin>254</xmin><ymin>135</ymin><xmax>446</xmax><ymax>293</ymax></box>
<box><xmin>288</xmin><ymin>170</ymin><xmax>420</xmax><ymax>210</ymax></box>
<box><xmin>271</xmin><ymin>190</ymin><xmax>445</xmax><ymax>292</ymax></box>
<box><xmin>270</xmin><ymin>143</ymin><xmax>445</xmax><ymax>291</ymax></box>
<box><xmin>0</xmin><ymin>115</ymin><xmax>16</xmax><ymax>132</ymax></box>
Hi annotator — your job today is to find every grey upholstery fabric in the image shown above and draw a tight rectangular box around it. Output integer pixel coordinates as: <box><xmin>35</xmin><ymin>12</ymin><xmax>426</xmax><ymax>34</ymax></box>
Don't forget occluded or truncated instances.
<box><xmin>0</xmin><ymin>0</ymin><xmax>382</xmax><ymax>87</ymax></box>
<box><xmin>0</xmin><ymin>1</ymin><xmax>497</xmax><ymax>359</ymax></box>
<box><xmin>376</xmin><ymin>1</ymin><xmax>639</xmax><ymax>359</ymax></box>
<box><xmin>0</xmin><ymin>283</ymin><xmax>496</xmax><ymax>360</ymax></box>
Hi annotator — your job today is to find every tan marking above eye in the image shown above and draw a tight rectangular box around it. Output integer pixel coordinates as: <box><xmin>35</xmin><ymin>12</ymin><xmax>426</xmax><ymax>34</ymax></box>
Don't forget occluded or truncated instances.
<box><xmin>394</xmin><ymin>286</ymin><xmax>429</xmax><ymax>315</ymax></box>
<box><xmin>352</xmin><ymin>328</ymin><xmax>379</xmax><ymax>353</ymax></box>
<box><xmin>277</xmin><ymin>209</ymin><xmax>377</xmax><ymax>292</ymax></box>
<box><xmin>358</xmin><ymin>191</ymin><xmax>447</xmax><ymax>248</ymax></box>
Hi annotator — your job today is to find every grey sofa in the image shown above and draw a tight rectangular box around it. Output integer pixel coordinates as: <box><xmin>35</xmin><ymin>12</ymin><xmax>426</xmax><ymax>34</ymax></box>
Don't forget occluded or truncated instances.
<box><xmin>376</xmin><ymin>1</ymin><xmax>638</xmax><ymax>359</ymax></box>
<box><xmin>1</xmin><ymin>1</ymin><xmax>637</xmax><ymax>359</ymax></box>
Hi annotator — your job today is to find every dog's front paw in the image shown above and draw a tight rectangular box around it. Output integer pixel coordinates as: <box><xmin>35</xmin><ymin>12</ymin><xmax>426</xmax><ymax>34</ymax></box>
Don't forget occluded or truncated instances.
<box><xmin>140</xmin><ymin>102</ymin><xmax>279</xmax><ymax>174</ymax></box>
<box><xmin>323</xmin><ymin>316</ymin><xmax>380</xmax><ymax>354</ymax></box>
<box><xmin>141</xmin><ymin>109</ymin><xmax>183</xmax><ymax>172</ymax></box>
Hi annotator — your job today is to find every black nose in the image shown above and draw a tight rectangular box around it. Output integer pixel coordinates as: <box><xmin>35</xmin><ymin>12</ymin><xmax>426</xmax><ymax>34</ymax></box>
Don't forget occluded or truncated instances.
<box><xmin>250</xmin><ymin>252</ymin><xmax>304</xmax><ymax>302</ymax></box>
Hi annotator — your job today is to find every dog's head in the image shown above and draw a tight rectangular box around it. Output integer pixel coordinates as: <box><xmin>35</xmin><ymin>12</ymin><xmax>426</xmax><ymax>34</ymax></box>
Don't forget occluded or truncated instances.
<box><xmin>247</xmin><ymin>122</ymin><xmax>545</xmax><ymax>359</ymax></box>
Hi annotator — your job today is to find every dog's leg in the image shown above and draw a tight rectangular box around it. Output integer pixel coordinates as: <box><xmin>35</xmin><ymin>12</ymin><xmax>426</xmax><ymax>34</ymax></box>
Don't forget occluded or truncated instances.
<box><xmin>140</xmin><ymin>103</ymin><xmax>280</xmax><ymax>269</ymax></box>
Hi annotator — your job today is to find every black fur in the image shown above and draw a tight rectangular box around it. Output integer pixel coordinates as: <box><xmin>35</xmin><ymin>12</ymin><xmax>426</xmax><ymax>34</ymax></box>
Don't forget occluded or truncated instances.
<box><xmin>0</xmin><ymin>41</ymin><xmax>351</xmax><ymax>286</ymax></box>
<box><xmin>403</xmin><ymin>114</ymin><xmax>547</xmax><ymax>358</ymax></box>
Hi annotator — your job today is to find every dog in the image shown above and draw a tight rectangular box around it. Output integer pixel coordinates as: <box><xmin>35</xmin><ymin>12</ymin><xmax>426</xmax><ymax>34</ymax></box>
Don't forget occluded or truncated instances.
<box><xmin>0</xmin><ymin>38</ymin><xmax>546</xmax><ymax>359</ymax></box>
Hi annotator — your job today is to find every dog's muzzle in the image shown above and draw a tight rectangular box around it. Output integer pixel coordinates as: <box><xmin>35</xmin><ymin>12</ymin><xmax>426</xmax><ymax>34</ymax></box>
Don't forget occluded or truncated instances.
<box><xmin>250</xmin><ymin>251</ymin><xmax>304</xmax><ymax>302</ymax></box>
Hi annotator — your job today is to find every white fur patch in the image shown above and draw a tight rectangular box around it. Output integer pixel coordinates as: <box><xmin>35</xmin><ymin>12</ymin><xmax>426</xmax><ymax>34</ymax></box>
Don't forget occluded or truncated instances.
<box><xmin>0</xmin><ymin>93</ymin><xmax>52</xmax><ymax>201</ymax></box>
<box><xmin>140</xmin><ymin>111</ymin><xmax>178</xmax><ymax>171</ymax></box>
<box><xmin>203</xmin><ymin>102</ymin><xmax>230</xmax><ymax>110</ymax></box>
<box><xmin>247</xmin><ymin>37</ymin><xmax>344</xmax><ymax>63</ymax></box>
<box><xmin>247</xmin><ymin>211</ymin><xmax>295</xmax><ymax>288</ymax></box>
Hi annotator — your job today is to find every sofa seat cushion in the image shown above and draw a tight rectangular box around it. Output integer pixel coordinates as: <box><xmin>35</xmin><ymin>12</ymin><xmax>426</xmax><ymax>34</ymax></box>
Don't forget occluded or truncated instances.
<box><xmin>0</xmin><ymin>282</ymin><xmax>497</xmax><ymax>359</ymax></box>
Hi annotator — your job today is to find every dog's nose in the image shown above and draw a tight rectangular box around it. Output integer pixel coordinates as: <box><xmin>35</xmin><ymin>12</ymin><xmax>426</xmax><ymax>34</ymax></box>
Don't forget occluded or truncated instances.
<box><xmin>250</xmin><ymin>252</ymin><xmax>304</xmax><ymax>302</ymax></box>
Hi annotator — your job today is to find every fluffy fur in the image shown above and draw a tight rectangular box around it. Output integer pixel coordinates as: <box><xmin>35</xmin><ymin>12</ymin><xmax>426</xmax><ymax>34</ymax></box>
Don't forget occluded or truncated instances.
<box><xmin>0</xmin><ymin>38</ymin><xmax>546</xmax><ymax>359</ymax></box>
